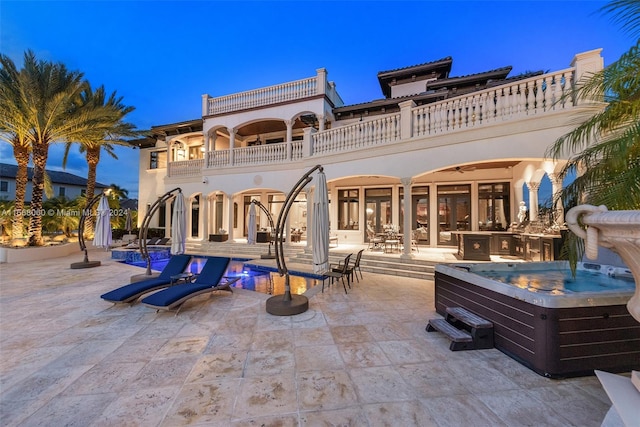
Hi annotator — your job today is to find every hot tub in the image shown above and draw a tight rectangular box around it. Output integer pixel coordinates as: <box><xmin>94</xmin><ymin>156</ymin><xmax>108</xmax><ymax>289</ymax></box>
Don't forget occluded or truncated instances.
<box><xmin>434</xmin><ymin>261</ymin><xmax>640</xmax><ymax>378</ymax></box>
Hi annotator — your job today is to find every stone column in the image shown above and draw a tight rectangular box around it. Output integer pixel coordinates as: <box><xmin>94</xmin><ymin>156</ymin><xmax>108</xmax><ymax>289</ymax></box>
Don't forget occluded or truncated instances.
<box><xmin>228</xmin><ymin>127</ymin><xmax>236</xmax><ymax>165</ymax></box>
<box><xmin>204</xmin><ymin>132</ymin><xmax>210</xmax><ymax>168</ymax></box>
<box><xmin>317</xmin><ymin>114</ymin><xmax>325</xmax><ymax>132</ymax></box>
<box><xmin>226</xmin><ymin>193</ymin><xmax>235</xmax><ymax>242</ymax></box>
<box><xmin>548</xmin><ymin>173</ymin><xmax>565</xmax><ymax>225</ymax></box>
<box><xmin>527</xmin><ymin>182</ymin><xmax>540</xmax><ymax>221</ymax></box>
<box><xmin>285</xmin><ymin>120</ymin><xmax>293</xmax><ymax>143</ymax></box>
<box><xmin>201</xmin><ymin>194</ymin><xmax>209</xmax><ymax>242</ymax></box>
<box><xmin>401</xmin><ymin>177</ymin><xmax>414</xmax><ymax>259</ymax></box>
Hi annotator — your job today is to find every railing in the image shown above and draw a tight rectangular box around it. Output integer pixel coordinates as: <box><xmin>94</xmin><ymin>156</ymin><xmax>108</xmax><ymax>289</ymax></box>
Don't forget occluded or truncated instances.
<box><xmin>412</xmin><ymin>68</ymin><xmax>575</xmax><ymax>137</ymax></box>
<box><xmin>291</xmin><ymin>141</ymin><xmax>304</xmax><ymax>161</ymax></box>
<box><xmin>166</xmin><ymin>67</ymin><xmax>580</xmax><ymax>176</ymax></box>
<box><xmin>312</xmin><ymin>114</ymin><xmax>401</xmax><ymax>155</ymax></box>
<box><xmin>234</xmin><ymin>144</ymin><xmax>288</xmax><ymax>166</ymax></box>
<box><xmin>208</xmin><ymin>76</ymin><xmax>318</xmax><ymax>115</ymax></box>
<box><xmin>168</xmin><ymin>158</ymin><xmax>203</xmax><ymax>177</ymax></box>
<box><xmin>208</xmin><ymin>150</ymin><xmax>229</xmax><ymax>168</ymax></box>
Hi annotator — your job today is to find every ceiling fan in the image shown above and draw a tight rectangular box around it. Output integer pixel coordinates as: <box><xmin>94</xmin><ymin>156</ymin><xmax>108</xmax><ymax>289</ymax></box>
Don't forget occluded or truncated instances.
<box><xmin>453</xmin><ymin>165</ymin><xmax>477</xmax><ymax>174</ymax></box>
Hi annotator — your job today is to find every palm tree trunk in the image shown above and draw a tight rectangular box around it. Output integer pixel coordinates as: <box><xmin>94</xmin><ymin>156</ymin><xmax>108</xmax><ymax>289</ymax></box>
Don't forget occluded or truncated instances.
<box><xmin>83</xmin><ymin>147</ymin><xmax>100</xmax><ymax>237</ymax></box>
<box><xmin>85</xmin><ymin>148</ymin><xmax>99</xmax><ymax>203</ymax></box>
<box><xmin>12</xmin><ymin>141</ymin><xmax>29</xmax><ymax>241</ymax></box>
<box><xmin>27</xmin><ymin>141</ymin><xmax>48</xmax><ymax>246</ymax></box>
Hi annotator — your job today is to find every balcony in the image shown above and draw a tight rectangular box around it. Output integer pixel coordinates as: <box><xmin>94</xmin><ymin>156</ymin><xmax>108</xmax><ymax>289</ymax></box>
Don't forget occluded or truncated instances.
<box><xmin>203</xmin><ymin>68</ymin><xmax>343</xmax><ymax>117</ymax></box>
<box><xmin>169</xmin><ymin>66</ymin><xmax>580</xmax><ymax>178</ymax></box>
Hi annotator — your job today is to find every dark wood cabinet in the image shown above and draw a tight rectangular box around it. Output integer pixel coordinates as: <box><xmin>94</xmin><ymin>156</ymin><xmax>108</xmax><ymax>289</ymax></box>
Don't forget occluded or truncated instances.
<box><xmin>492</xmin><ymin>234</ymin><xmax>515</xmax><ymax>256</ymax></box>
<box><xmin>452</xmin><ymin>232</ymin><xmax>562</xmax><ymax>261</ymax></box>
<box><xmin>256</xmin><ymin>231</ymin><xmax>271</xmax><ymax>243</ymax></box>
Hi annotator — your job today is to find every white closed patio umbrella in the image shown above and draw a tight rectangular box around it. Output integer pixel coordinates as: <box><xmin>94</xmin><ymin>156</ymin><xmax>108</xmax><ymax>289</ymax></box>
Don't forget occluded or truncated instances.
<box><xmin>312</xmin><ymin>169</ymin><xmax>329</xmax><ymax>273</ymax></box>
<box><xmin>171</xmin><ymin>191</ymin><xmax>186</xmax><ymax>255</ymax></box>
<box><xmin>93</xmin><ymin>194</ymin><xmax>112</xmax><ymax>250</ymax></box>
<box><xmin>247</xmin><ymin>201</ymin><xmax>257</xmax><ymax>245</ymax></box>
<box><xmin>124</xmin><ymin>208</ymin><xmax>132</xmax><ymax>233</ymax></box>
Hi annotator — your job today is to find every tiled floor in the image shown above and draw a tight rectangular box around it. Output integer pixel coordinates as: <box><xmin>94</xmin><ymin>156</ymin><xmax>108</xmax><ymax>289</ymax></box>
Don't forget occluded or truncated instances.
<box><xmin>0</xmin><ymin>249</ymin><xmax>615</xmax><ymax>426</ymax></box>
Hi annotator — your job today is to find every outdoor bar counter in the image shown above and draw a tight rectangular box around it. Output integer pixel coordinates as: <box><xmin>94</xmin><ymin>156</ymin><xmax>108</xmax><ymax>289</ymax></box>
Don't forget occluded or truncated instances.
<box><xmin>452</xmin><ymin>231</ymin><xmax>563</xmax><ymax>261</ymax></box>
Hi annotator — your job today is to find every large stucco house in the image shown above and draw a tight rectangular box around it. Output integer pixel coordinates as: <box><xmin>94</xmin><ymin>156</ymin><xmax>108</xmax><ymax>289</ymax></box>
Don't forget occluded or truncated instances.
<box><xmin>132</xmin><ymin>49</ymin><xmax>604</xmax><ymax>257</ymax></box>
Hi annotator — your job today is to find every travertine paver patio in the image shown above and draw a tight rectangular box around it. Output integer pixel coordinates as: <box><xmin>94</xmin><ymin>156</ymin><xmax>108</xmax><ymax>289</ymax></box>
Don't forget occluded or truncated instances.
<box><xmin>0</xmin><ymin>248</ymin><xmax>613</xmax><ymax>426</ymax></box>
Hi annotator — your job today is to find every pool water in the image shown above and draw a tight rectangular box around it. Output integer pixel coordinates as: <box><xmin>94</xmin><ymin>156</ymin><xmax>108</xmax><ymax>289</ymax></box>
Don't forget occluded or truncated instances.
<box><xmin>122</xmin><ymin>257</ymin><xmax>321</xmax><ymax>295</ymax></box>
<box><xmin>477</xmin><ymin>268</ymin><xmax>635</xmax><ymax>293</ymax></box>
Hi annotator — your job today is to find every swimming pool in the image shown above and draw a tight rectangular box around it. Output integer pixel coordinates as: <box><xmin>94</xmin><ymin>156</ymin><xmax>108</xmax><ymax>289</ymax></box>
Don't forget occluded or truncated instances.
<box><xmin>121</xmin><ymin>257</ymin><xmax>321</xmax><ymax>295</ymax></box>
<box><xmin>434</xmin><ymin>261</ymin><xmax>640</xmax><ymax>378</ymax></box>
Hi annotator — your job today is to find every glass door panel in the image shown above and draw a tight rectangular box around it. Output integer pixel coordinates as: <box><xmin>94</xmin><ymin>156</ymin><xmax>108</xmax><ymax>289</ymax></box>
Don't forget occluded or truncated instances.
<box><xmin>437</xmin><ymin>185</ymin><xmax>470</xmax><ymax>245</ymax></box>
<box><xmin>364</xmin><ymin>188</ymin><xmax>392</xmax><ymax>241</ymax></box>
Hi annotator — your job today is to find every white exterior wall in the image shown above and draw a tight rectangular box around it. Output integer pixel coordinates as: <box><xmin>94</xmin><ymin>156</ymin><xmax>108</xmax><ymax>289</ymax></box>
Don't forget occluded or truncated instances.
<box><xmin>136</xmin><ymin>49</ymin><xmax>605</xmax><ymax>247</ymax></box>
<box><xmin>391</xmin><ymin>80</ymin><xmax>430</xmax><ymax>98</ymax></box>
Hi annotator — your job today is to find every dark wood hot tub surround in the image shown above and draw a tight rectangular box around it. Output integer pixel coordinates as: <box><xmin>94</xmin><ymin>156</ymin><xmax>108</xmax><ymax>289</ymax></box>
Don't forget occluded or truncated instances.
<box><xmin>434</xmin><ymin>271</ymin><xmax>640</xmax><ymax>378</ymax></box>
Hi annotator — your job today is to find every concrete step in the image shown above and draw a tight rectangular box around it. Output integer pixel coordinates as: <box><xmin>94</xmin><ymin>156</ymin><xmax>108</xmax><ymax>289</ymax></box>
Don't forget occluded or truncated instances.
<box><xmin>182</xmin><ymin>242</ymin><xmax>443</xmax><ymax>280</ymax></box>
<box><xmin>185</xmin><ymin>241</ymin><xmax>304</xmax><ymax>260</ymax></box>
<box><xmin>290</xmin><ymin>250</ymin><xmax>436</xmax><ymax>280</ymax></box>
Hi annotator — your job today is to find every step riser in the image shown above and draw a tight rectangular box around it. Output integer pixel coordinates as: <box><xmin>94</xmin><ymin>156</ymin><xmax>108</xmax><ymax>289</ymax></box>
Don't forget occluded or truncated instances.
<box><xmin>185</xmin><ymin>244</ymin><xmax>435</xmax><ymax>280</ymax></box>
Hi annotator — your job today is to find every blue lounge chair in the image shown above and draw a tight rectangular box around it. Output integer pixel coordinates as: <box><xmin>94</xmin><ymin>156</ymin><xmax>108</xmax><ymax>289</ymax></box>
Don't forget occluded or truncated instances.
<box><xmin>100</xmin><ymin>254</ymin><xmax>192</xmax><ymax>304</ymax></box>
<box><xmin>141</xmin><ymin>256</ymin><xmax>239</xmax><ymax>314</ymax></box>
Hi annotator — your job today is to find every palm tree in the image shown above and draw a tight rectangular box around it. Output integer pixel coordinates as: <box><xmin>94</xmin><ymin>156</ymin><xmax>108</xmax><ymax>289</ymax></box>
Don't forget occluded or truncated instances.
<box><xmin>0</xmin><ymin>51</ymin><xmax>125</xmax><ymax>246</ymax></box>
<box><xmin>42</xmin><ymin>196</ymin><xmax>81</xmax><ymax>238</ymax></box>
<box><xmin>107</xmin><ymin>183</ymin><xmax>129</xmax><ymax>201</ymax></box>
<box><xmin>0</xmin><ymin>51</ymin><xmax>90</xmax><ymax>246</ymax></box>
<box><xmin>63</xmin><ymin>85</ymin><xmax>137</xmax><ymax>208</ymax></box>
<box><xmin>0</xmin><ymin>55</ymin><xmax>32</xmax><ymax>241</ymax></box>
<box><xmin>546</xmin><ymin>0</ymin><xmax>640</xmax><ymax>267</ymax></box>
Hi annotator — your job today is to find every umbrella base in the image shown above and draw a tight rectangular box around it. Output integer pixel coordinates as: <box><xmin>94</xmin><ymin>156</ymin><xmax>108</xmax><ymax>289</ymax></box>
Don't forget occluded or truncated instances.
<box><xmin>266</xmin><ymin>293</ymin><xmax>309</xmax><ymax>316</ymax></box>
<box><xmin>70</xmin><ymin>260</ymin><xmax>101</xmax><ymax>269</ymax></box>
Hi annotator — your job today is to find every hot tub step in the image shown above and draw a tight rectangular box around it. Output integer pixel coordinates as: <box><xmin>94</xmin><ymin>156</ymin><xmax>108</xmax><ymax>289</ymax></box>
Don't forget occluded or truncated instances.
<box><xmin>445</xmin><ymin>306</ymin><xmax>494</xmax><ymax>350</ymax></box>
<box><xmin>426</xmin><ymin>318</ymin><xmax>475</xmax><ymax>351</ymax></box>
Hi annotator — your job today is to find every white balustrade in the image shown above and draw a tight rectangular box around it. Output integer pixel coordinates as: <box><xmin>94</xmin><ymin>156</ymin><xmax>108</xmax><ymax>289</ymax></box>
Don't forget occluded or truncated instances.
<box><xmin>208</xmin><ymin>150</ymin><xmax>229</xmax><ymax>168</ymax></box>
<box><xmin>291</xmin><ymin>141</ymin><xmax>304</xmax><ymax>161</ymax></box>
<box><xmin>312</xmin><ymin>114</ymin><xmax>401</xmax><ymax>155</ymax></box>
<box><xmin>196</xmin><ymin>68</ymin><xmax>577</xmax><ymax>171</ymax></box>
<box><xmin>412</xmin><ymin>68</ymin><xmax>575</xmax><ymax>136</ymax></box>
<box><xmin>234</xmin><ymin>143</ymin><xmax>288</xmax><ymax>166</ymax></box>
<box><xmin>168</xmin><ymin>159</ymin><xmax>204</xmax><ymax>177</ymax></box>
<box><xmin>208</xmin><ymin>76</ymin><xmax>318</xmax><ymax>115</ymax></box>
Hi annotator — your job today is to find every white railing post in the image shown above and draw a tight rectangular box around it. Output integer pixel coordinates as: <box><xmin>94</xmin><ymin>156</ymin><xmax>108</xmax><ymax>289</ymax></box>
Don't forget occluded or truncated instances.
<box><xmin>571</xmin><ymin>48</ymin><xmax>604</xmax><ymax>105</ymax></box>
<box><xmin>202</xmin><ymin>94</ymin><xmax>210</xmax><ymax>117</ymax></box>
<box><xmin>316</xmin><ymin>68</ymin><xmax>327</xmax><ymax>95</ymax></box>
<box><xmin>229</xmin><ymin>128</ymin><xmax>236</xmax><ymax>165</ymax></box>
<box><xmin>304</xmin><ymin>127</ymin><xmax>316</xmax><ymax>158</ymax></box>
<box><xmin>398</xmin><ymin>100</ymin><xmax>416</xmax><ymax>140</ymax></box>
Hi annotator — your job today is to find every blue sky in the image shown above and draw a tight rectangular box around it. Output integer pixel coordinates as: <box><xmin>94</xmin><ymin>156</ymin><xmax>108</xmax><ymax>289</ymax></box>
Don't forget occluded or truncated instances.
<box><xmin>0</xmin><ymin>0</ymin><xmax>633</xmax><ymax>200</ymax></box>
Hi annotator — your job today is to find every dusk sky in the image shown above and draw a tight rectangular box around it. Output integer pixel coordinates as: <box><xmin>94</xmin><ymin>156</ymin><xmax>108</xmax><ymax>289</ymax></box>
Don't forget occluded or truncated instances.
<box><xmin>1</xmin><ymin>0</ymin><xmax>633</xmax><ymax>200</ymax></box>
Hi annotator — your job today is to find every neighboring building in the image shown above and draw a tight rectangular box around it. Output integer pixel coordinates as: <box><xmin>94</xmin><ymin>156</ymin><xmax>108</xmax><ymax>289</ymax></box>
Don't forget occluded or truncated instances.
<box><xmin>133</xmin><ymin>49</ymin><xmax>604</xmax><ymax>254</ymax></box>
<box><xmin>0</xmin><ymin>163</ymin><xmax>108</xmax><ymax>202</ymax></box>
